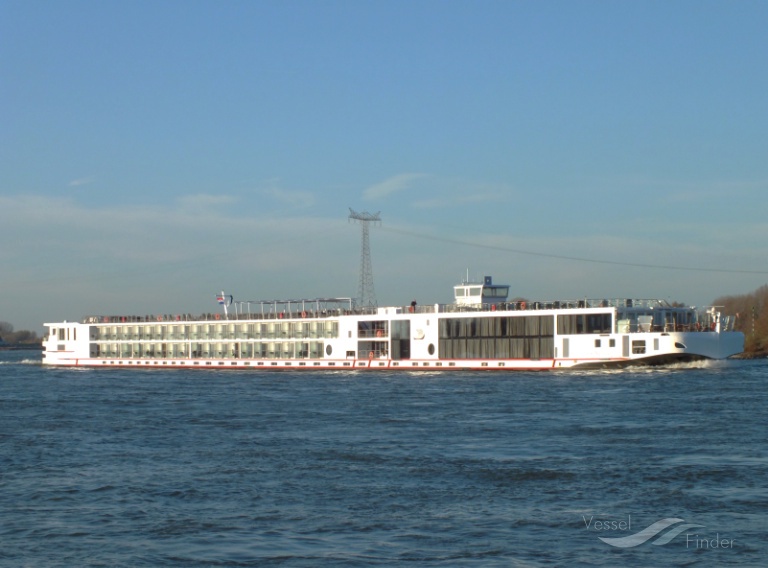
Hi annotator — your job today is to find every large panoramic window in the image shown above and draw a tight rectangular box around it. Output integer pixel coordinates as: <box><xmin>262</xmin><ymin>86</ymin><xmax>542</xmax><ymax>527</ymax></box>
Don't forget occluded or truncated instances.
<box><xmin>438</xmin><ymin>315</ymin><xmax>554</xmax><ymax>359</ymax></box>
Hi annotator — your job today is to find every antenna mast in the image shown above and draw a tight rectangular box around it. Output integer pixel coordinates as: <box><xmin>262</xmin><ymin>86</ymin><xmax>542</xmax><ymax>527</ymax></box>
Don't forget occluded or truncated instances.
<box><xmin>348</xmin><ymin>208</ymin><xmax>381</xmax><ymax>308</ymax></box>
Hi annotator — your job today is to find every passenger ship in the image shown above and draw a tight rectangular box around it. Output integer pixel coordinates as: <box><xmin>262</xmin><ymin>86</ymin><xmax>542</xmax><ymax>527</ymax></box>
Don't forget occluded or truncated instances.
<box><xmin>42</xmin><ymin>276</ymin><xmax>744</xmax><ymax>370</ymax></box>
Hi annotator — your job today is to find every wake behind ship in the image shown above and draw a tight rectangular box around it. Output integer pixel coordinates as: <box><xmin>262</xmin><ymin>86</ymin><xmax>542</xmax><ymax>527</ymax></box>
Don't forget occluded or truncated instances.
<box><xmin>42</xmin><ymin>276</ymin><xmax>744</xmax><ymax>370</ymax></box>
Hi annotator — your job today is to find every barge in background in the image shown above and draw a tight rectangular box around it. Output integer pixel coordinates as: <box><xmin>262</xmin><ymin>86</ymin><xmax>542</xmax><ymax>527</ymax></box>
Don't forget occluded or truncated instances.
<box><xmin>42</xmin><ymin>276</ymin><xmax>744</xmax><ymax>370</ymax></box>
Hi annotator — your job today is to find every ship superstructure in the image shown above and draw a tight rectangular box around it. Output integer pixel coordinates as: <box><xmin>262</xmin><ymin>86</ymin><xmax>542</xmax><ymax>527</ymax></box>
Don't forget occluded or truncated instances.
<box><xmin>43</xmin><ymin>276</ymin><xmax>743</xmax><ymax>370</ymax></box>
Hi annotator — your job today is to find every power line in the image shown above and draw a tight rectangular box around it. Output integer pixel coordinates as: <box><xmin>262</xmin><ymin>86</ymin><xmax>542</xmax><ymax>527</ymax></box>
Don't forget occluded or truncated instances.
<box><xmin>381</xmin><ymin>226</ymin><xmax>768</xmax><ymax>275</ymax></box>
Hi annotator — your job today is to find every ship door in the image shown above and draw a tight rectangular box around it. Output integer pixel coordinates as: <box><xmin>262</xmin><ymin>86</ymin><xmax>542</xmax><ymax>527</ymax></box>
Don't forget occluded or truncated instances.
<box><xmin>390</xmin><ymin>320</ymin><xmax>411</xmax><ymax>360</ymax></box>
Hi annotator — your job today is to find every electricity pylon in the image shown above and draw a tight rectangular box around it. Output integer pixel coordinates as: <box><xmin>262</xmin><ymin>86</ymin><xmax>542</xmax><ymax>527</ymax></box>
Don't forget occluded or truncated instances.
<box><xmin>348</xmin><ymin>208</ymin><xmax>381</xmax><ymax>308</ymax></box>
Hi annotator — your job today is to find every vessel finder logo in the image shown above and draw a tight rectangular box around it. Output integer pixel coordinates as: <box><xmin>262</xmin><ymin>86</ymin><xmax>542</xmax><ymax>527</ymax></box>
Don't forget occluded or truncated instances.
<box><xmin>584</xmin><ymin>515</ymin><xmax>706</xmax><ymax>548</ymax></box>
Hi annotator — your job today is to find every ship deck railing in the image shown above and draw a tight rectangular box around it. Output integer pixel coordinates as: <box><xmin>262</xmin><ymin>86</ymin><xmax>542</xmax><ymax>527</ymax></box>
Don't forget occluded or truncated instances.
<box><xmin>438</xmin><ymin>298</ymin><xmax>666</xmax><ymax>313</ymax></box>
<box><xmin>85</xmin><ymin>311</ymin><xmax>350</xmax><ymax>324</ymax></box>
<box><xmin>80</xmin><ymin>298</ymin><xmax>739</xmax><ymax>328</ymax></box>
<box><xmin>82</xmin><ymin>298</ymin><xmax>678</xmax><ymax>325</ymax></box>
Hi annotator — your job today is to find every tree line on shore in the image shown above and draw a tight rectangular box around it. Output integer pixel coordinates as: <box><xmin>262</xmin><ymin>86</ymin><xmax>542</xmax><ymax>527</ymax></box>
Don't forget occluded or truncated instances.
<box><xmin>714</xmin><ymin>284</ymin><xmax>768</xmax><ymax>355</ymax></box>
<box><xmin>0</xmin><ymin>322</ymin><xmax>40</xmax><ymax>347</ymax></box>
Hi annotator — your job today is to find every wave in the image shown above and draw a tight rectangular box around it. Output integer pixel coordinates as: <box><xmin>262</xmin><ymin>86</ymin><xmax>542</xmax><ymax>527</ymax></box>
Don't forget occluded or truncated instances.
<box><xmin>662</xmin><ymin>359</ymin><xmax>721</xmax><ymax>370</ymax></box>
<box><xmin>570</xmin><ymin>358</ymin><xmax>728</xmax><ymax>376</ymax></box>
<box><xmin>0</xmin><ymin>358</ymin><xmax>42</xmax><ymax>366</ymax></box>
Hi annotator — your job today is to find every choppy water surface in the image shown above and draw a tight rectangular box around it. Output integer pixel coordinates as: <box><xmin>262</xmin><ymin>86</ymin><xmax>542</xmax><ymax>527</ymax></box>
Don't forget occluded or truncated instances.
<box><xmin>1</xmin><ymin>351</ymin><xmax>766</xmax><ymax>566</ymax></box>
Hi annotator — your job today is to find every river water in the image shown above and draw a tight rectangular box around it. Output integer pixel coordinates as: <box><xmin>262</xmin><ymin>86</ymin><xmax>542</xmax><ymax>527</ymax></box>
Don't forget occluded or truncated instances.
<box><xmin>1</xmin><ymin>350</ymin><xmax>765</xmax><ymax>566</ymax></box>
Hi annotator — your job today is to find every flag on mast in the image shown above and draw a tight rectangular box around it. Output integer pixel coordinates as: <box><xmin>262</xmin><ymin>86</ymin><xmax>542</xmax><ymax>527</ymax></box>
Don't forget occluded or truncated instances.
<box><xmin>217</xmin><ymin>292</ymin><xmax>233</xmax><ymax>319</ymax></box>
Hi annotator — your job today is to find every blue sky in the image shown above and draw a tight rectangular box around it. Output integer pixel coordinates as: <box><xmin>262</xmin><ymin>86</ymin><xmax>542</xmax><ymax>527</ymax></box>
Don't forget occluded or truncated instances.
<box><xmin>2</xmin><ymin>0</ymin><xmax>767</xmax><ymax>331</ymax></box>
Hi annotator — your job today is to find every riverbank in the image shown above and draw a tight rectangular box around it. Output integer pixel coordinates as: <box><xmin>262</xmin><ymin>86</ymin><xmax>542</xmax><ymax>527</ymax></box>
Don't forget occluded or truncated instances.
<box><xmin>733</xmin><ymin>350</ymin><xmax>768</xmax><ymax>360</ymax></box>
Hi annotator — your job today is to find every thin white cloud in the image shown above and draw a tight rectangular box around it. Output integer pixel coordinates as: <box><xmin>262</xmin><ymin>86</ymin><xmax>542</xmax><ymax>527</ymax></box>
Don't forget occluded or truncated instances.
<box><xmin>363</xmin><ymin>173</ymin><xmax>429</xmax><ymax>200</ymax></box>
<box><xmin>406</xmin><ymin>176</ymin><xmax>514</xmax><ymax>209</ymax></box>
<box><xmin>412</xmin><ymin>192</ymin><xmax>508</xmax><ymax>209</ymax></box>
<box><xmin>662</xmin><ymin>180</ymin><xmax>767</xmax><ymax>204</ymax></box>
<box><xmin>67</xmin><ymin>175</ymin><xmax>96</xmax><ymax>187</ymax></box>
<box><xmin>254</xmin><ymin>179</ymin><xmax>315</xmax><ymax>207</ymax></box>
<box><xmin>177</xmin><ymin>193</ymin><xmax>237</xmax><ymax>211</ymax></box>
<box><xmin>259</xmin><ymin>186</ymin><xmax>315</xmax><ymax>207</ymax></box>
<box><xmin>600</xmin><ymin>175</ymin><xmax>768</xmax><ymax>204</ymax></box>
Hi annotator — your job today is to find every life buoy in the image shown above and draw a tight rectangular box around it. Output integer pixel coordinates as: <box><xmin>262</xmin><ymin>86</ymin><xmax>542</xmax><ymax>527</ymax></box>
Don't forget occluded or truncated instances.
<box><xmin>368</xmin><ymin>351</ymin><xmax>374</xmax><ymax>360</ymax></box>
<box><xmin>301</xmin><ymin>311</ymin><xmax>307</xmax><ymax>318</ymax></box>
<box><xmin>157</xmin><ymin>316</ymin><xmax>162</xmax><ymax>322</ymax></box>
<box><xmin>408</xmin><ymin>306</ymin><xmax>414</xmax><ymax>313</ymax></box>
<box><xmin>520</xmin><ymin>301</ymin><xmax>527</xmax><ymax>310</ymax></box>
<box><xmin>278</xmin><ymin>313</ymin><xmax>283</xmax><ymax>319</ymax></box>
<box><xmin>376</xmin><ymin>329</ymin><xmax>383</xmax><ymax>337</ymax></box>
<box><xmin>215</xmin><ymin>314</ymin><xmax>221</xmax><ymax>320</ymax></box>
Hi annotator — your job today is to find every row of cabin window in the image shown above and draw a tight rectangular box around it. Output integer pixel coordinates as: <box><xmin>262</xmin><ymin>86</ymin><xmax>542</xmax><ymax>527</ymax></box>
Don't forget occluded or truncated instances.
<box><xmin>94</xmin><ymin>322</ymin><xmax>339</xmax><ymax>341</ymax></box>
<box><xmin>93</xmin><ymin>341</ymin><xmax>326</xmax><ymax>358</ymax></box>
